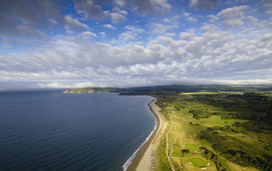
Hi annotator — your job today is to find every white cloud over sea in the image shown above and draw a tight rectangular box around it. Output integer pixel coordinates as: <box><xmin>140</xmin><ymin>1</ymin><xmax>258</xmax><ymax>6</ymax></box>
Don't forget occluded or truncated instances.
<box><xmin>0</xmin><ymin>0</ymin><xmax>272</xmax><ymax>90</ymax></box>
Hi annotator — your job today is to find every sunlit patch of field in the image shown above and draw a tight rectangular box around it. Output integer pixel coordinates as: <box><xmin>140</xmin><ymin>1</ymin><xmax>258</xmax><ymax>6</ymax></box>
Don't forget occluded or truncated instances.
<box><xmin>180</xmin><ymin>92</ymin><xmax>218</xmax><ymax>95</ymax></box>
<box><xmin>155</xmin><ymin>91</ymin><xmax>272</xmax><ymax>171</ymax></box>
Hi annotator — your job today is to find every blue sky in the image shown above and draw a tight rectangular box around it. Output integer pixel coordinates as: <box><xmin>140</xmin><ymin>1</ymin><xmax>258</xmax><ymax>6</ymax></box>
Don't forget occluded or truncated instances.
<box><xmin>0</xmin><ymin>0</ymin><xmax>272</xmax><ymax>90</ymax></box>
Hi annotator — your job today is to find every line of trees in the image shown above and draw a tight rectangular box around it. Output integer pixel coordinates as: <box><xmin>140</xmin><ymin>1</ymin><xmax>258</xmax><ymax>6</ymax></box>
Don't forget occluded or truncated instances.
<box><xmin>199</xmin><ymin>147</ymin><xmax>227</xmax><ymax>171</ymax></box>
<box><xmin>212</xmin><ymin>144</ymin><xmax>272</xmax><ymax>170</ymax></box>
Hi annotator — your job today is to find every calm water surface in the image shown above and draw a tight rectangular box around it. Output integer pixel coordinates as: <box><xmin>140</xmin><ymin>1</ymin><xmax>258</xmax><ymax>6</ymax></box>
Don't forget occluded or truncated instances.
<box><xmin>0</xmin><ymin>91</ymin><xmax>155</xmax><ymax>170</ymax></box>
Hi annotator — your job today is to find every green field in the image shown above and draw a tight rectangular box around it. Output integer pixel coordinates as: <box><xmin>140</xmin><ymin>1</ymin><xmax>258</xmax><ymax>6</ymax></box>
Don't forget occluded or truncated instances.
<box><xmin>185</xmin><ymin>144</ymin><xmax>198</xmax><ymax>151</ymax></box>
<box><xmin>187</xmin><ymin>158</ymin><xmax>207</xmax><ymax>167</ymax></box>
<box><xmin>155</xmin><ymin>89</ymin><xmax>272</xmax><ymax>171</ymax></box>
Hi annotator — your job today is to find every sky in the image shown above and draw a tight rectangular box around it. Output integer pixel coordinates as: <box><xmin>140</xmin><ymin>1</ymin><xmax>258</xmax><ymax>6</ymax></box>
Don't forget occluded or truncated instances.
<box><xmin>0</xmin><ymin>0</ymin><xmax>272</xmax><ymax>90</ymax></box>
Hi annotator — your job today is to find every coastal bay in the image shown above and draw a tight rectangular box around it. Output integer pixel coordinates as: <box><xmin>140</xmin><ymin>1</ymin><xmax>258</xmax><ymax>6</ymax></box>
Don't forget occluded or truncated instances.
<box><xmin>0</xmin><ymin>91</ymin><xmax>156</xmax><ymax>170</ymax></box>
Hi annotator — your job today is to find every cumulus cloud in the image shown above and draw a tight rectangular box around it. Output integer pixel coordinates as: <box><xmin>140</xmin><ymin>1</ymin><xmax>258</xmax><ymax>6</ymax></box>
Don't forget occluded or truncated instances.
<box><xmin>190</xmin><ymin>0</ymin><xmax>219</xmax><ymax>10</ymax></box>
<box><xmin>186</xmin><ymin>16</ymin><xmax>198</xmax><ymax>23</ymax></box>
<box><xmin>179</xmin><ymin>32</ymin><xmax>195</xmax><ymax>40</ymax></box>
<box><xmin>103</xmin><ymin>24</ymin><xmax>117</xmax><ymax>30</ymax></box>
<box><xmin>114</xmin><ymin>0</ymin><xmax>127</xmax><ymax>7</ymax></box>
<box><xmin>247</xmin><ymin>16</ymin><xmax>258</xmax><ymax>23</ymax></box>
<box><xmin>150</xmin><ymin>23</ymin><xmax>174</xmax><ymax>34</ymax></box>
<box><xmin>16</xmin><ymin>25</ymin><xmax>47</xmax><ymax>37</ymax></box>
<box><xmin>162</xmin><ymin>15</ymin><xmax>180</xmax><ymax>26</ymax></box>
<box><xmin>150</xmin><ymin>16</ymin><xmax>180</xmax><ymax>34</ymax></box>
<box><xmin>182</xmin><ymin>12</ymin><xmax>191</xmax><ymax>17</ymax></box>
<box><xmin>65</xmin><ymin>15</ymin><xmax>90</xmax><ymax>30</ymax></box>
<box><xmin>118</xmin><ymin>25</ymin><xmax>145</xmax><ymax>41</ymax></box>
<box><xmin>99</xmin><ymin>32</ymin><xmax>106</xmax><ymax>38</ymax></box>
<box><xmin>2</xmin><ymin>15</ymin><xmax>272</xmax><ymax>90</ymax></box>
<box><xmin>1</xmin><ymin>0</ymin><xmax>272</xmax><ymax>90</ymax></box>
<box><xmin>110</xmin><ymin>7</ymin><xmax>128</xmax><ymax>24</ymax></box>
<box><xmin>73</xmin><ymin>0</ymin><xmax>171</xmax><ymax>18</ymax></box>
<box><xmin>217</xmin><ymin>5</ymin><xmax>248</xmax><ymax>27</ymax></box>
<box><xmin>73</xmin><ymin>0</ymin><xmax>109</xmax><ymax>20</ymax></box>
<box><xmin>0</xmin><ymin>0</ymin><xmax>63</xmax><ymax>36</ymax></box>
<box><xmin>81</xmin><ymin>31</ymin><xmax>97</xmax><ymax>37</ymax></box>
<box><xmin>256</xmin><ymin>0</ymin><xmax>272</xmax><ymax>17</ymax></box>
<box><xmin>132</xmin><ymin>0</ymin><xmax>171</xmax><ymax>16</ymax></box>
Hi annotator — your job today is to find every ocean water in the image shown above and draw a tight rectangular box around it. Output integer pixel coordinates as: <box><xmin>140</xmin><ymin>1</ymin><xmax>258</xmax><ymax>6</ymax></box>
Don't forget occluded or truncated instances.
<box><xmin>0</xmin><ymin>90</ymin><xmax>155</xmax><ymax>170</ymax></box>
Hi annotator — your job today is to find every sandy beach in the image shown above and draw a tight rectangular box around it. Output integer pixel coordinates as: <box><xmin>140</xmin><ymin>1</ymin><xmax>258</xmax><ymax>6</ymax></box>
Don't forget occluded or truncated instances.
<box><xmin>127</xmin><ymin>99</ymin><xmax>167</xmax><ymax>171</ymax></box>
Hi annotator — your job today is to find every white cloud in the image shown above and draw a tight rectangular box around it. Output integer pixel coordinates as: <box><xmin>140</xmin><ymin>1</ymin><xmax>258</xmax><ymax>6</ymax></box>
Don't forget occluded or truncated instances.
<box><xmin>65</xmin><ymin>15</ymin><xmax>89</xmax><ymax>30</ymax></box>
<box><xmin>132</xmin><ymin>0</ymin><xmax>171</xmax><ymax>16</ymax></box>
<box><xmin>118</xmin><ymin>25</ymin><xmax>145</xmax><ymax>41</ymax></box>
<box><xmin>266</xmin><ymin>10</ymin><xmax>272</xmax><ymax>16</ymax></box>
<box><xmin>190</xmin><ymin>0</ymin><xmax>219</xmax><ymax>10</ymax></box>
<box><xmin>150</xmin><ymin>23</ymin><xmax>174</xmax><ymax>34</ymax></box>
<box><xmin>110</xmin><ymin>7</ymin><xmax>128</xmax><ymax>24</ymax></box>
<box><xmin>217</xmin><ymin>6</ymin><xmax>248</xmax><ymax>27</ymax></box>
<box><xmin>186</xmin><ymin>16</ymin><xmax>197</xmax><ymax>23</ymax></box>
<box><xmin>114</xmin><ymin>0</ymin><xmax>127</xmax><ymax>7</ymax></box>
<box><xmin>103</xmin><ymin>24</ymin><xmax>116</xmax><ymax>30</ymax></box>
<box><xmin>256</xmin><ymin>0</ymin><xmax>272</xmax><ymax>17</ymax></box>
<box><xmin>38</xmin><ymin>81</ymin><xmax>96</xmax><ymax>89</ymax></box>
<box><xmin>81</xmin><ymin>31</ymin><xmax>97</xmax><ymax>37</ymax></box>
<box><xmin>110</xmin><ymin>13</ymin><xmax>126</xmax><ymax>24</ymax></box>
<box><xmin>179</xmin><ymin>32</ymin><xmax>195</xmax><ymax>40</ymax></box>
<box><xmin>2</xmin><ymin>45</ymin><xmax>12</xmax><ymax>49</ymax></box>
<box><xmin>73</xmin><ymin>0</ymin><xmax>109</xmax><ymax>20</ymax></box>
<box><xmin>3</xmin><ymin>20</ymin><xmax>271</xmax><ymax>83</ymax></box>
<box><xmin>200</xmin><ymin>24</ymin><xmax>218</xmax><ymax>32</ymax></box>
<box><xmin>48</xmin><ymin>19</ymin><xmax>58</xmax><ymax>25</ymax></box>
<box><xmin>0</xmin><ymin>0</ymin><xmax>63</xmax><ymax>36</ymax></box>
<box><xmin>99</xmin><ymin>32</ymin><xmax>106</xmax><ymax>38</ymax></box>
<box><xmin>247</xmin><ymin>16</ymin><xmax>258</xmax><ymax>23</ymax></box>
<box><xmin>1</xmin><ymin>35</ymin><xmax>271</xmax><ymax>90</ymax></box>
<box><xmin>182</xmin><ymin>12</ymin><xmax>191</xmax><ymax>17</ymax></box>
<box><xmin>1</xmin><ymin>1</ymin><xmax>272</xmax><ymax>90</ymax></box>
<box><xmin>16</xmin><ymin>25</ymin><xmax>47</xmax><ymax>37</ymax></box>
<box><xmin>162</xmin><ymin>15</ymin><xmax>180</xmax><ymax>26</ymax></box>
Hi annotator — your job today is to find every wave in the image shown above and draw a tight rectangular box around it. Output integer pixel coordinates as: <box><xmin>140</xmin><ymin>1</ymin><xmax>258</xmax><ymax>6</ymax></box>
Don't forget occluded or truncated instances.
<box><xmin>122</xmin><ymin>100</ymin><xmax>157</xmax><ymax>171</ymax></box>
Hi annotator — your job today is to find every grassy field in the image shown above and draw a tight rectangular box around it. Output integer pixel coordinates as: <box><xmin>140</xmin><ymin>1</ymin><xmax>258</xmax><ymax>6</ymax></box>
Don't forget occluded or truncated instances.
<box><xmin>155</xmin><ymin>91</ymin><xmax>272</xmax><ymax>171</ymax></box>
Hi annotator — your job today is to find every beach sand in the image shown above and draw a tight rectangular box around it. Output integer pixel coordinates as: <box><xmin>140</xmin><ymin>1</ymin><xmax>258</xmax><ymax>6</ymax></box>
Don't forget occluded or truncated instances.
<box><xmin>127</xmin><ymin>99</ymin><xmax>167</xmax><ymax>171</ymax></box>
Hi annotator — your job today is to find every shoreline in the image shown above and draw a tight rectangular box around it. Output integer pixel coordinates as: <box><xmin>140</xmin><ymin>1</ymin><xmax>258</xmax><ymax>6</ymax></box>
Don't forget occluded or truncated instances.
<box><xmin>126</xmin><ymin>98</ymin><xmax>166</xmax><ymax>171</ymax></box>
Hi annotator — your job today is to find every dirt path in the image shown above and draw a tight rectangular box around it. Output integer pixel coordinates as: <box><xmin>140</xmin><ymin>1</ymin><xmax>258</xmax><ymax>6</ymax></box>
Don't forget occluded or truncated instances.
<box><xmin>170</xmin><ymin>137</ymin><xmax>176</xmax><ymax>158</ymax></box>
<box><xmin>166</xmin><ymin>111</ymin><xmax>175</xmax><ymax>171</ymax></box>
<box><xmin>170</xmin><ymin>136</ymin><xmax>182</xmax><ymax>169</ymax></box>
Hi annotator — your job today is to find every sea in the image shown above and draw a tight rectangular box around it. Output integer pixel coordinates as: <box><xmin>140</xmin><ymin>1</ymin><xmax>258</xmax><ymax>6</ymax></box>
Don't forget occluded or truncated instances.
<box><xmin>0</xmin><ymin>90</ymin><xmax>156</xmax><ymax>171</ymax></box>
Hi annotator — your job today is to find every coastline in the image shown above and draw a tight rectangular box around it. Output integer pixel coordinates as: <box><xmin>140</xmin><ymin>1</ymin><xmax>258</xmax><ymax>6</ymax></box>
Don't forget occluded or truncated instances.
<box><xmin>126</xmin><ymin>98</ymin><xmax>167</xmax><ymax>171</ymax></box>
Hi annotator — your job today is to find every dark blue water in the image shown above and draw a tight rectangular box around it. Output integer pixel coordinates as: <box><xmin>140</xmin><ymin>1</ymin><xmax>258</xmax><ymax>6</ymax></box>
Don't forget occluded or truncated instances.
<box><xmin>0</xmin><ymin>90</ymin><xmax>155</xmax><ymax>170</ymax></box>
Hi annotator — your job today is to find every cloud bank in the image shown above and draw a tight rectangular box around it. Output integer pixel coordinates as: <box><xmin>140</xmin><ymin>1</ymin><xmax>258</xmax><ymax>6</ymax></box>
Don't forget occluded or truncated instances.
<box><xmin>0</xmin><ymin>0</ymin><xmax>271</xmax><ymax>90</ymax></box>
